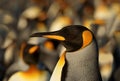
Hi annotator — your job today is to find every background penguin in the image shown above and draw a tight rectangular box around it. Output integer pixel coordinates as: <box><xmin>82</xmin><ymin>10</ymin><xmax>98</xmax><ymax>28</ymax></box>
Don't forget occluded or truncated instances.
<box><xmin>30</xmin><ymin>25</ymin><xmax>103</xmax><ymax>81</ymax></box>
<box><xmin>0</xmin><ymin>25</ymin><xmax>9</xmax><ymax>80</ymax></box>
<box><xmin>38</xmin><ymin>39</ymin><xmax>60</xmax><ymax>72</ymax></box>
<box><xmin>8</xmin><ymin>42</ymin><xmax>50</xmax><ymax>81</ymax></box>
<box><xmin>0</xmin><ymin>25</ymin><xmax>17</xmax><ymax>81</ymax></box>
<box><xmin>108</xmin><ymin>30</ymin><xmax>120</xmax><ymax>81</ymax></box>
<box><xmin>28</xmin><ymin>36</ymin><xmax>60</xmax><ymax>72</ymax></box>
<box><xmin>3</xmin><ymin>41</ymin><xmax>29</xmax><ymax>81</ymax></box>
<box><xmin>98</xmin><ymin>41</ymin><xmax>114</xmax><ymax>81</ymax></box>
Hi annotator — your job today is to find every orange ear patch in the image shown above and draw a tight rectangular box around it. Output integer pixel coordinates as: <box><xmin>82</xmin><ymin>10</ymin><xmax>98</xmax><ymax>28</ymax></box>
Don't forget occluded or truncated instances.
<box><xmin>43</xmin><ymin>35</ymin><xmax>65</xmax><ymax>41</ymax></box>
<box><xmin>82</xmin><ymin>30</ymin><xmax>93</xmax><ymax>48</ymax></box>
<box><xmin>44</xmin><ymin>41</ymin><xmax>54</xmax><ymax>51</ymax></box>
<box><xmin>29</xmin><ymin>46</ymin><xmax>39</xmax><ymax>54</ymax></box>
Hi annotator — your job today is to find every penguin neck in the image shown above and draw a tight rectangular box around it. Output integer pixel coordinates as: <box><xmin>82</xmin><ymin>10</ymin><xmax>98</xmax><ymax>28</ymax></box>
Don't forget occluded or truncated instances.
<box><xmin>66</xmin><ymin>40</ymin><xmax>98</xmax><ymax>62</ymax></box>
<box><xmin>66</xmin><ymin>39</ymin><xmax>98</xmax><ymax>59</ymax></box>
<box><xmin>65</xmin><ymin>40</ymin><xmax>102</xmax><ymax>81</ymax></box>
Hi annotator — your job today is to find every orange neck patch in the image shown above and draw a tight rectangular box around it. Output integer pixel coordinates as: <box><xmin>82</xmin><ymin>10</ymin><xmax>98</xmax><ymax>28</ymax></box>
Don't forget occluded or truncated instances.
<box><xmin>50</xmin><ymin>51</ymin><xmax>66</xmax><ymax>81</ymax></box>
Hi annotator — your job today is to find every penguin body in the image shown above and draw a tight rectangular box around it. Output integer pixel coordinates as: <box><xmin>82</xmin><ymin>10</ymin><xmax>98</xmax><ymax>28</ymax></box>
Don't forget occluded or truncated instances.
<box><xmin>30</xmin><ymin>25</ymin><xmax>102</xmax><ymax>81</ymax></box>
<box><xmin>62</xmin><ymin>39</ymin><xmax>101</xmax><ymax>81</ymax></box>
<box><xmin>8</xmin><ymin>65</ymin><xmax>49</xmax><ymax>81</ymax></box>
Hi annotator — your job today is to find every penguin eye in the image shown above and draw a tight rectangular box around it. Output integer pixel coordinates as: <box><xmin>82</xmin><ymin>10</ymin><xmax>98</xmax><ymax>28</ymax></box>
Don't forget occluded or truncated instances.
<box><xmin>29</xmin><ymin>46</ymin><xmax>39</xmax><ymax>54</ymax></box>
<box><xmin>82</xmin><ymin>30</ymin><xmax>93</xmax><ymax>48</ymax></box>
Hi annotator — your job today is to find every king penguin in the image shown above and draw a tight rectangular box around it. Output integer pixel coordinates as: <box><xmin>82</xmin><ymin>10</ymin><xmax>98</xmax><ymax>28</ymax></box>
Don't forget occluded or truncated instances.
<box><xmin>30</xmin><ymin>25</ymin><xmax>103</xmax><ymax>81</ymax></box>
<box><xmin>8</xmin><ymin>42</ymin><xmax>50</xmax><ymax>81</ymax></box>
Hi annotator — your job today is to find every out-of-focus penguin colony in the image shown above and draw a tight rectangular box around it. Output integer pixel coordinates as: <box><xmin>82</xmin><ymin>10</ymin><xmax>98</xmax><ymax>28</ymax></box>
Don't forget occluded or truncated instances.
<box><xmin>0</xmin><ymin>0</ymin><xmax>120</xmax><ymax>81</ymax></box>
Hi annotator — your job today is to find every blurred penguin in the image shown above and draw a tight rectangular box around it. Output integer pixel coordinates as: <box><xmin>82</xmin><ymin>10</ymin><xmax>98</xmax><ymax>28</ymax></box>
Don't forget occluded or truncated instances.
<box><xmin>49</xmin><ymin>15</ymin><xmax>73</xmax><ymax>32</ymax></box>
<box><xmin>8</xmin><ymin>42</ymin><xmax>50</xmax><ymax>81</ymax></box>
<box><xmin>38</xmin><ymin>39</ymin><xmax>60</xmax><ymax>72</ymax></box>
<box><xmin>0</xmin><ymin>25</ymin><xmax>16</xmax><ymax>81</ymax></box>
<box><xmin>108</xmin><ymin>30</ymin><xmax>120</xmax><ymax>81</ymax></box>
<box><xmin>28</xmin><ymin>36</ymin><xmax>60</xmax><ymax>72</ymax></box>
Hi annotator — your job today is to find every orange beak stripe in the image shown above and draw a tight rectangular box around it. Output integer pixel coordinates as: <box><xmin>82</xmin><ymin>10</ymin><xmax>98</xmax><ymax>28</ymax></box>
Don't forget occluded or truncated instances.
<box><xmin>43</xmin><ymin>35</ymin><xmax>65</xmax><ymax>41</ymax></box>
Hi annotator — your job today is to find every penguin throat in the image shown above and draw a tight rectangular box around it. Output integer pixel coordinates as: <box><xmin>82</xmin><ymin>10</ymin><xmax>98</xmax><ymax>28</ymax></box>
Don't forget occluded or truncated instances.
<box><xmin>26</xmin><ymin>65</ymin><xmax>39</xmax><ymax>73</ymax></box>
<box><xmin>62</xmin><ymin>41</ymin><xmax>82</xmax><ymax>52</ymax></box>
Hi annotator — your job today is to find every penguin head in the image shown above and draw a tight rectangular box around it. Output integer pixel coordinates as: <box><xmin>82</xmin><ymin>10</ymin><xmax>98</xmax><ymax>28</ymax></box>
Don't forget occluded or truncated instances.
<box><xmin>30</xmin><ymin>25</ymin><xmax>93</xmax><ymax>52</ymax></box>
<box><xmin>21</xmin><ymin>42</ymin><xmax>40</xmax><ymax>65</ymax></box>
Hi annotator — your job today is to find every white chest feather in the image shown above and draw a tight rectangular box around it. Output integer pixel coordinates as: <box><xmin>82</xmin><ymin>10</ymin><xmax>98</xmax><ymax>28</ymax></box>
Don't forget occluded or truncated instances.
<box><xmin>8</xmin><ymin>69</ymin><xmax>49</xmax><ymax>81</ymax></box>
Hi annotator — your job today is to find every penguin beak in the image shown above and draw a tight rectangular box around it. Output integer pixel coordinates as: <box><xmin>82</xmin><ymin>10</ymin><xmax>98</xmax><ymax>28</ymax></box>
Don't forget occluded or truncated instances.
<box><xmin>30</xmin><ymin>32</ymin><xmax>65</xmax><ymax>41</ymax></box>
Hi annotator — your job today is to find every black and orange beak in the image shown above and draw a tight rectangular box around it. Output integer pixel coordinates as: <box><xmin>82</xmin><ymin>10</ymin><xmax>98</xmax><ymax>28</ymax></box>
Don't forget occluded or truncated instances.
<box><xmin>30</xmin><ymin>31</ymin><xmax>65</xmax><ymax>41</ymax></box>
